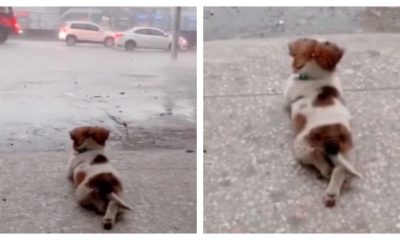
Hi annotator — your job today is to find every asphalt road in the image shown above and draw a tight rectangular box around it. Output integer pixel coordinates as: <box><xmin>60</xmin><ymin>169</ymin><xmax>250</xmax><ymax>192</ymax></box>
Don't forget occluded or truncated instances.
<box><xmin>0</xmin><ymin>40</ymin><xmax>196</xmax><ymax>233</ymax></box>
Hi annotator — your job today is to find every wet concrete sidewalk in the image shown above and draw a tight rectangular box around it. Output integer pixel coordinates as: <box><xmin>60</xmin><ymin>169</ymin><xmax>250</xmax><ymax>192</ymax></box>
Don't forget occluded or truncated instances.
<box><xmin>0</xmin><ymin>149</ymin><xmax>196</xmax><ymax>233</ymax></box>
<box><xmin>204</xmin><ymin>34</ymin><xmax>400</xmax><ymax>233</ymax></box>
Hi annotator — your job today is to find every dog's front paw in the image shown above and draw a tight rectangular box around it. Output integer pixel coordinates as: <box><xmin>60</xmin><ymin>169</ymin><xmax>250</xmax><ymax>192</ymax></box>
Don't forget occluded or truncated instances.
<box><xmin>323</xmin><ymin>193</ymin><xmax>336</xmax><ymax>208</ymax></box>
<box><xmin>102</xmin><ymin>218</ymin><xmax>114</xmax><ymax>230</ymax></box>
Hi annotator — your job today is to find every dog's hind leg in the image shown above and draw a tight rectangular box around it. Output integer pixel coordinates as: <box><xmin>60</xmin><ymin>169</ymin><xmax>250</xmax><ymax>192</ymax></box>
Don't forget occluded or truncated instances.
<box><xmin>310</xmin><ymin>151</ymin><xmax>333</xmax><ymax>179</ymax></box>
<box><xmin>323</xmin><ymin>166</ymin><xmax>348</xmax><ymax>207</ymax></box>
<box><xmin>295</xmin><ymin>148</ymin><xmax>332</xmax><ymax>179</ymax></box>
<box><xmin>76</xmin><ymin>185</ymin><xmax>107</xmax><ymax>214</ymax></box>
<box><xmin>75</xmin><ymin>185</ymin><xmax>93</xmax><ymax>205</ymax></box>
<box><xmin>102</xmin><ymin>200</ymin><xmax>119</xmax><ymax>230</ymax></box>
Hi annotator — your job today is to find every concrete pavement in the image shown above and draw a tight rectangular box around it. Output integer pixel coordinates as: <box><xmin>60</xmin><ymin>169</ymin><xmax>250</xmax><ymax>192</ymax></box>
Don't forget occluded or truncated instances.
<box><xmin>204</xmin><ymin>34</ymin><xmax>400</xmax><ymax>233</ymax></box>
<box><xmin>0</xmin><ymin>40</ymin><xmax>196</xmax><ymax>233</ymax></box>
<box><xmin>0</xmin><ymin>150</ymin><xmax>196</xmax><ymax>233</ymax></box>
<box><xmin>204</xmin><ymin>7</ymin><xmax>400</xmax><ymax>41</ymax></box>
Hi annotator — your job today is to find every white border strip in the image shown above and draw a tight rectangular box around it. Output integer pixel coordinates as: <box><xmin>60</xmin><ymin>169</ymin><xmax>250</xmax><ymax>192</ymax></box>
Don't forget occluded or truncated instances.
<box><xmin>196</xmin><ymin>4</ymin><xmax>204</xmax><ymax>235</ymax></box>
<box><xmin>6</xmin><ymin>0</ymin><xmax>400</xmax><ymax>7</ymax></box>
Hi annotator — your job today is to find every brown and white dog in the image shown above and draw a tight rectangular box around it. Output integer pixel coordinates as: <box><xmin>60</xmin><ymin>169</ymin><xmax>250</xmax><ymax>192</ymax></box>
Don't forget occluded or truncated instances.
<box><xmin>283</xmin><ymin>38</ymin><xmax>362</xmax><ymax>207</ymax></box>
<box><xmin>68</xmin><ymin>126</ymin><xmax>131</xmax><ymax>229</ymax></box>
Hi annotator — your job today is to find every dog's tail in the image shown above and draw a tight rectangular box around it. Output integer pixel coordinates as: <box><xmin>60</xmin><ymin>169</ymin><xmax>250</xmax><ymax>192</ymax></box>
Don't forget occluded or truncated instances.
<box><xmin>323</xmin><ymin>140</ymin><xmax>363</xmax><ymax>178</ymax></box>
<box><xmin>108</xmin><ymin>192</ymin><xmax>132</xmax><ymax>210</ymax></box>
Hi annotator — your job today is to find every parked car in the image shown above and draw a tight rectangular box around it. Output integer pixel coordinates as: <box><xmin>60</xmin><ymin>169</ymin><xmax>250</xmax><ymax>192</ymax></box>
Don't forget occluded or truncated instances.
<box><xmin>114</xmin><ymin>26</ymin><xmax>188</xmax><ymax>51</ymax></box>
<box><xmin>0</xmin><ymin>7</ymin><xmax>20</xmax><ymax>43</ymax></box>
<box><xmin>59</xmin><ymin>21</ymin><xmax>115</xmax><ymax>47</ymax></box>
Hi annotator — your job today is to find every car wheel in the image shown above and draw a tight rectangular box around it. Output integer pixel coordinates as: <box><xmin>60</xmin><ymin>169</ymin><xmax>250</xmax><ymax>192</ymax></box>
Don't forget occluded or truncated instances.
<box><xmin>104</xmin><ymin>37</ymin><xmax>114</xmax><ymax>47</ymax></box>
<box><xmin>125</xmin><ymin>40</ymin><xmax>136</xmax><ymax>51</ymax></box>
<box><xmin>66</xmin><ymin>35</ymin><xmax>77</xmax><ymax>46</ymax></box>
<box><xmin>0</xmin><ymin>27</ymin><xmax>9</xmax><ymax>44</ymax></box>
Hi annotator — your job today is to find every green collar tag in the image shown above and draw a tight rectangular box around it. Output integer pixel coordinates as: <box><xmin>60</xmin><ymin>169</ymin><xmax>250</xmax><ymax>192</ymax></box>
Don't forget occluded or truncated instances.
<box><xmin>297</xmin><ymin>73</ymin><xmax>309</xmax><ymax>81</ymax></box>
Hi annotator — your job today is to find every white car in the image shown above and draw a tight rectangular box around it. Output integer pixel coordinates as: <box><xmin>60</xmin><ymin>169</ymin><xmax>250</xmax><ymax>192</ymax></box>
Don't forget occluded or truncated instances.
<box><xmin>59</xmin><ymin>21</ymin><xmax>115</xmax><ymax>47</ymax></box>
<box><xmin>114</xmin><ymin>26</ymin><xmax>188</xmax><ymax>51</ymax></box>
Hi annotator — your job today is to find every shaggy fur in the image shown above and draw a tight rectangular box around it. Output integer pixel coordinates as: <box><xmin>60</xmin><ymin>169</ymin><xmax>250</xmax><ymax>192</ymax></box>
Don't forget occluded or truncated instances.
<box><xmin>283</xmin><ymin>38</ymin><xmax>362</xmax><ymax>207</ymax></box>
<box><xmin>68</xmin><ymin>126</ymin><xmax>131</xmax><ymax>229</ymax></box>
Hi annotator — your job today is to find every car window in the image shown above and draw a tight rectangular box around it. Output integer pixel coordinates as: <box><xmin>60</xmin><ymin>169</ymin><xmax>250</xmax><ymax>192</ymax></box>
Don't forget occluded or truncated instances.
<box><xmin>0</xmin><ymin>7</ymin><xmax>12</xmax><ymax>16</ymax></box>
<box><xmin>86</xmin><ymin>24</ymin><xmax>99</xmax><ymax>31</ymax></box>
<box><xmin>134</xmin><ymin>29</ymin><xmax>148</xmax><ymax>35</ymax></box>
<box><xmin>70</xmin><ymin>23</ymin><xmax>87</xmax><ymax>30</ymax></box>
<box><xmin>147</xmin><ymin>29</ymin><xmax>164</xmax><ymax>36</ymax></box>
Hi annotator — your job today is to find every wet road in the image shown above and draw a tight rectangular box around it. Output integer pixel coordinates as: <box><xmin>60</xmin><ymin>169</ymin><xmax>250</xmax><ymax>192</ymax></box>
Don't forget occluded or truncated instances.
<box><xmin>204</xmin><ymin>7</ymin><xmax>400</xmax><ymax>41</ymax></box>
<box><xmin>0</xmin><ymin>40</ymin><xmax>196</xmax><ymax>153</ymax></box>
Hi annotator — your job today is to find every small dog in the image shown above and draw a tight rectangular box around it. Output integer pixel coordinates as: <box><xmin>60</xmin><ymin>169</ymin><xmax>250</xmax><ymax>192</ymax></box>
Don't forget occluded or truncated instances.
<box><xmin>68</xmin><ymin>126</ymin><xmax>131</xmax><ymax>229</ymax></box>
<box><xmin>283</xmin><ymin>38</ymin><xmax>362</xmax><ymax>207</ymax></box>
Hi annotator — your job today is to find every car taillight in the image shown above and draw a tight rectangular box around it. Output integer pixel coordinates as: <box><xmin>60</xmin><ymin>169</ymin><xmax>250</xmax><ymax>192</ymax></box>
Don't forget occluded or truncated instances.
<box><xmin>12</xmin><ymin>17</ymin><xmax>20</xmax><ymax>34</ymax></box>
<box><xmin>115</xmin><ymin>33</ymin><xmax>123</xmax><ymax>38</ymax></box>
<box><xmin>179</xmin><ymin>37</ymin><xmax>188</xmax><ymax>46</ymax></box>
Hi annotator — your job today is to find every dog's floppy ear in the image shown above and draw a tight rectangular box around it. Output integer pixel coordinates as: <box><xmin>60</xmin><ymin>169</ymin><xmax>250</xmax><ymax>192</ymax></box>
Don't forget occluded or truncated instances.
<box><xmin>288</xmin><ymin>41</ymin><xmax>297</xmax><ymax>57</ymax></box>
<box><xmin>288</xmin><ymin>38</ymin><xmax>310</xmax><ymax>57</ymax></box>
<box><xmin>315</xmin><ymin>41</ymin><xmax>344</xmax><ymax>71</ymax></box>
<box><xmin>69</xmin><ymin>126</ymin><xmax>90</xmax><ymax>140</ymax></box>
<box><xmin>326</xmin><ymin>41</ymin><xmax>344</xmax><ymax>67</ymax></box>
<box><xmin>90</xmin><ymin>127</ymin><xmax>110</xmax><ymax>146</ymax></box>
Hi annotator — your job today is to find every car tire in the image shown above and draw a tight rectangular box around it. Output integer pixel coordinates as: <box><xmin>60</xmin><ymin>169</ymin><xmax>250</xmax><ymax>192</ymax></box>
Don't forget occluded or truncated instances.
<box><xmin>66</xmin><ymin>35</ymin><xmax>77</xmax><ymax>46</ymax></box>
<box><xmin>0</xmin><ymin>27</ymin><xmax>9</xmax><ymax>44</ymax></box>
<box><xmin>125</xmin><ymin>40</ymin><xmax>136</xmax><ymax>51</ymax></box>
<box><xmin>104</xmin><ymin>37</ymin><xmax>114</xmax><ymax>47</ymax></box>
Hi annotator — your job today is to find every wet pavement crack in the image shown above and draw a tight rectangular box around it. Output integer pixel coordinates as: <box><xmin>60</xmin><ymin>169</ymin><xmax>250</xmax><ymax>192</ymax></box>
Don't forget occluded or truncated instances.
<box><xmin>104</xmin><ymin>111</ymin><xmax>129</xmax><ymax>140</ymax></box>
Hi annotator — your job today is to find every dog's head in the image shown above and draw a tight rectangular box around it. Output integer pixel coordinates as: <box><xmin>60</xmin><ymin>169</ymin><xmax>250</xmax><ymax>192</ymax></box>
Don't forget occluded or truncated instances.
<box><xmin>288</xmin><ymin>38</ymin><xmax>344</xmax><ymax>74</ymax></box>
<box><xmin>69</xmin><ymin>126</ymin><xmax>110</xmax><ymax>152</ymax></box>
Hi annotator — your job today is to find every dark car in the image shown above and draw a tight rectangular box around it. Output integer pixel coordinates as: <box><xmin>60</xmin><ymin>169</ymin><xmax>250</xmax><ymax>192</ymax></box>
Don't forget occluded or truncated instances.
<box><xmin>0</xmin><ymin>7</ymin><xmax>20</xmax><ymax>43</ymax></box>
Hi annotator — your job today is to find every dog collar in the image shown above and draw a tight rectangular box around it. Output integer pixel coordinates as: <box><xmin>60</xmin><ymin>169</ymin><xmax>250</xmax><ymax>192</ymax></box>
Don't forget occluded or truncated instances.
<box><xmin>77</xmin><ymin>148</ymin><xmax>89</xmax><ymax>154</ymax></box>
<box><xmin>297</xmin><ymin>73</ymin><xmax>310</xmax><ymax>81</ymax></box>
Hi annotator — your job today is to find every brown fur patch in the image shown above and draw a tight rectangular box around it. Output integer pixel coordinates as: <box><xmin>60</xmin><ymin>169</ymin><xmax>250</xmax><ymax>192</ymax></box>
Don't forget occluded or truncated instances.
<box><xmin>293</xmin><ymin>113</ymin><xmax>307</xmax><ymax>136</ymax></box>
<box><xmin>307</xmin><ymin>123</ymin><xmax>353</xmax><ymax>154</ymax></box>
<box><xmin>69</xmin><ymin>126</ymin><xmax>110</xmax><ymax>150</ymax></box>
<box><xmin>289</xmin><ymin>38</ymin><xmax>344</xmax><ymax>72</ymax></box>
<box><xmin>90</xmin><ymin>127</ymin><xmax>110</xmax><ymax>146</ymax></box>
<box><xmin>69</xmin><ymin>126</ymin><xmax>91</xmax><ymax>150</ymax></box>
<box><xmin>86</xmin><ymin>173</ymin><xmax>122</xmax><ymax>195</ymax></box>
<box><xmin>91</xmin><ymin>154</ymin><xmax>109</xmax><ymax>164</ymax></box>
<box><xmin>313</xmin><ymin>86</ymin><xmax>340</xmax><ymax>107</ymax></box>
<box><xmin>74</xmin><ymin>171</ymin><xmax>86</xmax><ymax>187</ymax></box>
